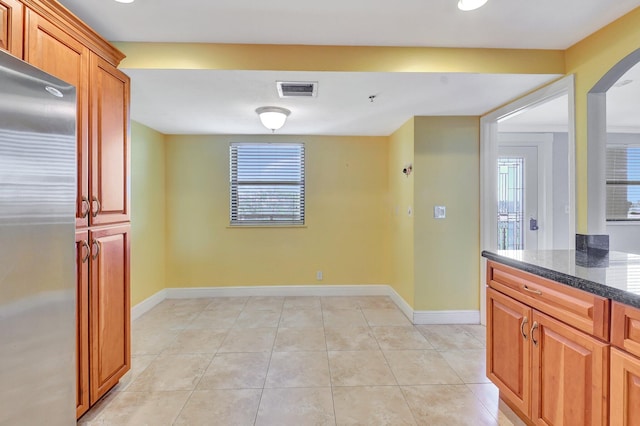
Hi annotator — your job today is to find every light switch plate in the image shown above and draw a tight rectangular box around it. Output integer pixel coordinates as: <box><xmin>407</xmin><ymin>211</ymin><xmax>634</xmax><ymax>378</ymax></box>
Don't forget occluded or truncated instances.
<box><xmin>434</xmin><ymin>206</ymin><xmax>446</xmax><ymax>219</ymax></box>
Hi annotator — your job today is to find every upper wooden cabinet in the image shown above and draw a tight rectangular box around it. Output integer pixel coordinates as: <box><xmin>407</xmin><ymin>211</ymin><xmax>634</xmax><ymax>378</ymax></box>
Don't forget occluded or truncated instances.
<box><xmin>89</xmin><ymin>54</ymin><xmax>130</xmax><ymax>226</ymax></box>
<box><xmin>24</xmin><ymin>9</ymin><xmax>91</xmax><ymax>228</ymax></box>
<box><xmin>0</xmin><ymin>0</ymin><xmax>23</xmax><ymax>57</ymax></box>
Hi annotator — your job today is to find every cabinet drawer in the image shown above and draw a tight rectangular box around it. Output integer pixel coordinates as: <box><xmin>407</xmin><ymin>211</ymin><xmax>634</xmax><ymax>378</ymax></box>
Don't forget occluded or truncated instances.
<box><xmin>487</xmin><ymin>261</ymin><xmax>610</xmax><ymax>340</ymax></box>
<box><xmin>612</xmin><ymin>302</ymin><xmax>640</xmax><ymax>358</ymax></box>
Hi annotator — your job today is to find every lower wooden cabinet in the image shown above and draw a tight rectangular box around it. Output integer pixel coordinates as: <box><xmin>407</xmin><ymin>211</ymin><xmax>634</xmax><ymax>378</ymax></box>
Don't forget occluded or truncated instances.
<box><xmin>89</xmin><ymin>225</ymin><xmax>131</xmax><ymax>404</ymax></box>
<box><xmin>75</xmin><ymin>230</ymin><xmax>90</xmax><ymax>418</ymax></box>
<box><xmin>487</xmin><ymin>287</ymin><xmax>609</xmax><ymax>425</ymax></box>
<box><xmin>531</xmin><ymin>311</ymin><xmax>608</xmax><ymax>426</ymax></box>
<box><xmin>76</xmin><ymin>225</ymin><xmax>130</xmax><ymax>418</ymax></box>
<box><xmin>487</xmin><ymin>287</ymin><xmax>531</xmax><ymax>415</ymax></box>
<box><xmin>610</xmin><ymin>347</ymin><xmax>640</xmax><ymax>426</ymax></box>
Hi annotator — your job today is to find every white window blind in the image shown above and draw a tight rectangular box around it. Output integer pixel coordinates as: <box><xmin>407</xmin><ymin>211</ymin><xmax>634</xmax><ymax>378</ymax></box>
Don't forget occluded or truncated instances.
<box><xmin>606</xmin><ymin>145</ymin><xmax>640</xmax><ymax>221</ymax></box>
<box><xmin>230</xmin><ymin>143</ymin><xmax>305</xmax><ymax>225</ymax></box>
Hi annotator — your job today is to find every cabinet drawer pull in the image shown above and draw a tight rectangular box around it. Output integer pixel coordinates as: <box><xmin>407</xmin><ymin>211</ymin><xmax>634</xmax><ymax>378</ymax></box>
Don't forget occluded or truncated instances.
<box><xmin>91</xmin><ymin>240</ymin><xmax>101</xmax><ymax>260</ymax></box>
<box><xmin>81</xmin><ymin>196</ymin><xmax>90</xmax><ymax>218</ymax></box>
<box><xmin>81</xmin><ymin>240</ymin><xmax>90</xmax><ymax>264</ymax></box>
<box><xmin>523</xmin><ymin>284</ymin><xmax>542</xmax><ymax>296</ymax></box>
<box><xmin>520</xmin><ymin>316</ymin><xmax>529</xmax><ymax>339</ymax></box>
<box><xmin>531</xmin><ymin>321</ymin><xmax>539</xmax><ymax>347</ymax></box>
<box><xmin>91</xmin><ymin>196</ymin><xmax>101</xmax><ymax>218</ymax></box>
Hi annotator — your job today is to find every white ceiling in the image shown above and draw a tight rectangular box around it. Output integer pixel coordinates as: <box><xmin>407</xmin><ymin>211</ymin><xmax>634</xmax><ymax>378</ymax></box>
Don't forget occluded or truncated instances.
<box><xmin>58</xmin><ymin>0</ymin><xmax>640</xmax><ymax>49</ymax></box>
<box><xmin>499</xmin><ymin>62</ymin><xmax>640</xmax><ymax>133</ymax></box>
<box><xmin>56</xmin><ymin>0</ymin><xmax>640</xmax><ymax>136</ymax></box>
<box><xmin>127</xmin><ymin>70</ymin><xmax>560</xmax><ymax>135</ymax></box>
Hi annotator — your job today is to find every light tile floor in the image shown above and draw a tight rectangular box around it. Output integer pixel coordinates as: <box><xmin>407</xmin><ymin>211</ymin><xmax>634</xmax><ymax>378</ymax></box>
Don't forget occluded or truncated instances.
<box><xmin>78</xmin><ymin>296</ymin><xmax>526</xmax><ymax>426</ymax></box>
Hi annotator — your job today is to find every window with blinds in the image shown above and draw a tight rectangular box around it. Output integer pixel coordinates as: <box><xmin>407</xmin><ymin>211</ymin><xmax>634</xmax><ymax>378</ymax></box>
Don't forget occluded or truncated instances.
<box><xmin>230</xmin><ymin>143</ymin><xmax>305</xmax><ymax>225</ymax></box>
<box><xmin>606</xmin><ymin>145</ymin><xmax>640</xmax><ymax>221</ymax></box>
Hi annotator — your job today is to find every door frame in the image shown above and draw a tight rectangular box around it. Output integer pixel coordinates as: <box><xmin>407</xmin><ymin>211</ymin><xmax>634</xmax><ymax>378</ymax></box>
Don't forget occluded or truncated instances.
<box><xmin>479</xmin><ymin>75</ymin><xmax>576</xmax><ymax>324</ymax></box>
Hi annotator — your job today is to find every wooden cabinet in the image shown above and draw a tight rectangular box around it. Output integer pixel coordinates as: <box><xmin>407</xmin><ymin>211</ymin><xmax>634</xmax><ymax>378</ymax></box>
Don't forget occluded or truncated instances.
<box><xmin>89</xmin><ymin>225</ymin><xmax>130</xmax><ymax>404</ymax></box>
<box><xmin>531</xmin><ymin>311</ymin><xmax>608</xmax><ymax>426</ymax></box>
<box><xmin>89</xmin><ymin>54</ymin><xmax>130</xmax><ymax>226</ymax></box>
<box><xmin>612</xmin><ymin>301</ymin><xmax>640</xmax><ymax>358</ymax></box>
<box><xmin>0</xmin><ymin>0</ymin><xmax>22</xmax><ymax>56</ymax></box>
<box><xmin>21</xmin><ymin>1</ymin><xmax>130</xmax><ymax>417</ymax></box>
<box><xmin>24</xmin><ymin>9</ymin><xmax>91</xmax><ymax>228</ymax></box>
<box><xmin>487</xmin><ymin>261</ymin><xmax>610</xmax><ymax>425</ymax></box>
<box><xmin>487</xmin><ymin>287</ymin><xmax>531</xmax><ymax>416</ymax></box>
<box><xmin>610</xmin><ymin>347</ymin><xmax>640</xmax><ymax>426</ymax></box>
<box><xmin>75</xmin><ymin>230</ymin><xmax>90</xmax><ymax>418</ymax></box>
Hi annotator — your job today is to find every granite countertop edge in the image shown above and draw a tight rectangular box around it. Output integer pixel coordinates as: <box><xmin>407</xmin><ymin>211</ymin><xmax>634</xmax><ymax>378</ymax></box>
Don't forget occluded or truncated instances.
<box><xmin>481</xmin><ymin>250</ymin><xmax>640</xmax><ymax>309</ymax></box>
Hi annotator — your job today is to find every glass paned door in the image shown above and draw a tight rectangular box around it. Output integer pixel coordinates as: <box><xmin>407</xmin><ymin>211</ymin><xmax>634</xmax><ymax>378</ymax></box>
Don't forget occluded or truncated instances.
<box><xmin>497</xmin><ymin>157</ymin><xmax>524</xmax><ymax>249</ymax></box>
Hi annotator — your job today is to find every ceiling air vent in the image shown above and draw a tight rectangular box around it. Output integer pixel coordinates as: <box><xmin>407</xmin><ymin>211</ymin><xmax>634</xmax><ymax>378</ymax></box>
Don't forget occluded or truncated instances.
<box><xmin>277</xmin><ymin>81</ymin><xmax>318</xmax><ymax>98</ymax></box>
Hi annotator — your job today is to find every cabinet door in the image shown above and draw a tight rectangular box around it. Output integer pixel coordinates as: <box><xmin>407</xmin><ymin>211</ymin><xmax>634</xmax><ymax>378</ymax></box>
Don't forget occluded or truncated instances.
<box><xmin>487</xmin><ymin>287</ymin><xmax>532</xmax><ymax>417</ymax></box>
<box><xmin>75</xmin><ymin>230</ymin><xmax>90</xmax><ymax>418</ymax></box>
<box><xmin>24</xmin><ymin>10</ymin><xmax>90</xmax><ymax>228</ymax></box>
<box><xmin>89</xmin><ymin>225</ymin><xmax>130</xmax><ymax>404</ymax></box>
<box><xmin>0</xmin><ymin>0</ymin><xmax>22</xmax><ymax>57</ymax></box>
<box><xmin>531</xmin><ymin>311</ymin><xmax>608</xmax><ymax>426</ymax></box>
<box><xmin>611</xmin><ymin>347</ymin><xmax>640</xmax><ymax>426</ymax></box>
<box><xmin>90</xmin><ymin>53</ymin><xmax>130</xmax><ymax>226</ymax></box>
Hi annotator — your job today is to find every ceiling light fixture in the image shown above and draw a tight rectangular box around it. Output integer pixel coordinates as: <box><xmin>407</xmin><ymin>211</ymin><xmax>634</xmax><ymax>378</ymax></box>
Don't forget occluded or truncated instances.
<box><xmin>458</xmin><ymin>0</ymin><xmax>488</xmax><ymax>11</ymax></box>
<box><xmin>256</xmin><ymin>106</ymin><xmax>290</xmax><ymax>132</ymax></box>
<box><xmin>114</xmin><ymin>0</ymin><xmax>135</xmax><ymax>4</ymax></box>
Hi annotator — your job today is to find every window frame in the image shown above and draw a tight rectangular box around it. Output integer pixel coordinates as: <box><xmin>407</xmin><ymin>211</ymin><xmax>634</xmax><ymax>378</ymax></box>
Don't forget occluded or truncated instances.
<box><xmin>606</xmin><ymin>143</ymin><xmax>640</xmax><ymax>222</ymax></box>
<box><xmin>229</xmin><ymin>142</ymin><xmax>306</xmax><ymax>227</ymax></box>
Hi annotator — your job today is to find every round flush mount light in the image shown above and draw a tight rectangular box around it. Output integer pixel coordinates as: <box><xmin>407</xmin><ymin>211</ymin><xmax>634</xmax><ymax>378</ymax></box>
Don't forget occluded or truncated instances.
<box><xmin>256</xmin><ymin>106</ymin><xmax>291</xmax><ymax>132</ymax></box>
<box><xmin>458</xmin><ymin>0</ymin><xmax>488</xmax><ymax>11</ymax></box>
<box><xmin>114</xmin><ymin>0</ymin><xmax>135</xmax><ymax>4</ymax></box>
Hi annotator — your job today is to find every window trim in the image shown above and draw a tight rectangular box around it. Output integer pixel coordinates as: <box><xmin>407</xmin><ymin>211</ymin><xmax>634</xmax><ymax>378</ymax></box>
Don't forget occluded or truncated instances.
<box><xmin>606</xmin><ymin>143</ymin><xmax>640</xmax><ymax>222</ymax></box>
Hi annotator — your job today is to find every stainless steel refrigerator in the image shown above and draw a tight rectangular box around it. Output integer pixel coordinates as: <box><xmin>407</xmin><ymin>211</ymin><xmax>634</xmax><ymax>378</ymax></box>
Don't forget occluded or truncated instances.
<box><xmin>0</xmin><ymin>50</ymin><xmax>77</xmax><ymax>425</ymax></box>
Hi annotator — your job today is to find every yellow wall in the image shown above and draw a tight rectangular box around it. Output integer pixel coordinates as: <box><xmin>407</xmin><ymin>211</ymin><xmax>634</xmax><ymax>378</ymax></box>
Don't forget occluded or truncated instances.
<box><xmin>115</xmin><ymin>42</ymin><xmax>564</xmax><ymax>75</ymax></box>
<box><xmin>566</xmin><ymin>6</ymin><xmax>640</xmax><ymax>232</ymax></box>
<box><xmin>388</xmin><ymin>119</ymin><xmax>415</xmax><ymax>306</ymax></box>
<box><xmin>164</xmin><ymin>134</ymin><xmax>390</xmax><ymax>288</ymax></box>
<box><xmin>130</xmin><ymin>122</ymin><xmax>167</xmax><ymax>305</ymax></box>
<box><xmin>413</xmin><ymin>117</ymin><xmax>480</xmax><ymax>311</ymax></box>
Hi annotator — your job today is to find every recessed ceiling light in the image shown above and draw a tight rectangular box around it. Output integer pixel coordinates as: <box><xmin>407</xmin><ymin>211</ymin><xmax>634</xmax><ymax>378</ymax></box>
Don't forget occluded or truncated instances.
<box><xmin>458</xmin><ymin>0</ymin><xmax>488</xmax><ymax>11</ymax></box>
<box><xmin>114</xmin><ymin>0</ymin><xmax>135</xmax><ymax>3</ymax></box>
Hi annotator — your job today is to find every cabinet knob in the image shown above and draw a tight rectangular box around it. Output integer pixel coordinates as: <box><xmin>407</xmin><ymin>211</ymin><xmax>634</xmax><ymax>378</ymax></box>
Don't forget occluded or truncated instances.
<box><xmin>91</xmin><ymin>196</ymin><xmax>101</xmax><ymax>218</ymax></box>
<box><xmin>531</xmin><ymin>321</ymin><xmax>539</xmax><ymax>347</ymax></box>
<box><xmin>520</xmin><ymin>316</ymin><xmax>529</xmax><ymax>340</ymax></box>
<box><xmin>81</xmin><ymin>196</ymin><xmax>90</xmax><ymax>218</ymax></box>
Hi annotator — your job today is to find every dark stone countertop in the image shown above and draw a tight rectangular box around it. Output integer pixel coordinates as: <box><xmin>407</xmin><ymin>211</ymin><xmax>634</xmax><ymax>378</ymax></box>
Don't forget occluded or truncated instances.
<box><xmin>482</xmin><ymin>249</ymin><xmax>640</xmax><ymax>309</ymax></box>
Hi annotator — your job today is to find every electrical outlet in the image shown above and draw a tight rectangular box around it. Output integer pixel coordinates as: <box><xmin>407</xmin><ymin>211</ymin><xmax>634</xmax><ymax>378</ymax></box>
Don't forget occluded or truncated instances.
<box><xmin>316</xmin><ymin>271</ymin><xmax>323</xmax><ymax>281</ymax></box>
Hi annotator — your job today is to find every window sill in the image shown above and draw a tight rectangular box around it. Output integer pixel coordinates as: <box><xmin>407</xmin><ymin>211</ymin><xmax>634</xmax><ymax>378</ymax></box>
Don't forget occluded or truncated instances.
<box><xmin>606</xmin><ymin>220</ymin><xmax>640</xmax><ymax>225</ymax></box>
<box><xmin>227</xmin><ymin>224</ymin><xmax>307</xmax><ymax>229</ymax></box>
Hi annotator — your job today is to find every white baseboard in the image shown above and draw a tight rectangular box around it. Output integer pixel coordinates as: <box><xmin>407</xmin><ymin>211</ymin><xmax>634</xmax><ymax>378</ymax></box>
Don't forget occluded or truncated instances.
<box><xmin>164</xmin><ymin>284</ymin><xmax>390</xmax><ymax>299</ymax></box>
<box><xmin>131</xmin><ymin>289</ymin><xmax>167</xmax><ymax>321</ymax></box>
<box><xmin>386</xmin><ymin>287</ymin><xmax>414</xmax><ymax>322</ymax></box>
<box><xmin>413</xmin><ymin>310</ymin><xmax>480</xmax><ymax>325</ymax></box>
<box><xmin>130</xmin><ymin>284</ymin><xmax>479</xmax><ymax>325</ymax></box>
